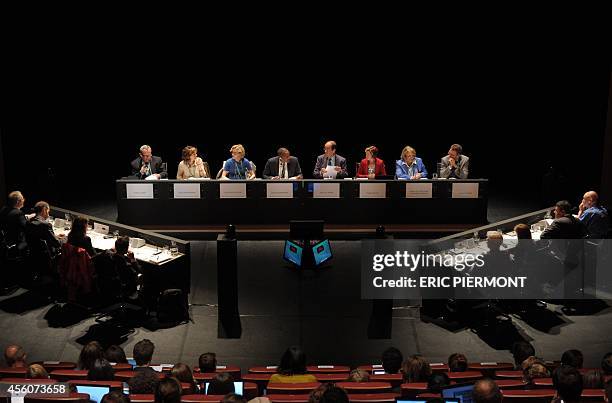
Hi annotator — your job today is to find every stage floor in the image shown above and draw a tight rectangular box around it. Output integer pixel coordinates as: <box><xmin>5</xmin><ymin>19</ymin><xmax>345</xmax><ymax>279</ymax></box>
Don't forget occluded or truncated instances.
<box><xmin>1</xmin><ymin>240</ymin><xmax>611</xmax><ymax>371</ymax></box>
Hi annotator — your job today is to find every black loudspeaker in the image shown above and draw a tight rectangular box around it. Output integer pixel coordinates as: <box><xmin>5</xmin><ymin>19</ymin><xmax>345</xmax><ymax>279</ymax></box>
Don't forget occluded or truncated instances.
<box><xmin>217</xmin><ymin>234</ymin><xmax>242</xmax><ymax>338</ymax></box>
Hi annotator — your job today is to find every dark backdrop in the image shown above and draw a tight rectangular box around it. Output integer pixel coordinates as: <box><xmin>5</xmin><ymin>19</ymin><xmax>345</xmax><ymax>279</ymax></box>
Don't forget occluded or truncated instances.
<box><xmin>1</xmin><ymin>52</ymin><xmax>610</xmax><ymax>213</ymax></box>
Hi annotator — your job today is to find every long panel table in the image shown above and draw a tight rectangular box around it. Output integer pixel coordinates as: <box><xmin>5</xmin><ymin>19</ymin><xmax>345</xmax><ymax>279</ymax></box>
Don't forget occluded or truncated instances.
<box><xmin>116</xmin><ymin>179</ymin><xmax>488</xmax><ymax>226</ymax></box>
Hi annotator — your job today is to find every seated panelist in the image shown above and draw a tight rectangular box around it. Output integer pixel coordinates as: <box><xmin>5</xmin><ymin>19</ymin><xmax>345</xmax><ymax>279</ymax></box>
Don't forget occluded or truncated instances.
<box><xmin>222</xmin><ymin>144</ymin><xmax>255</xmax><ymax>180</ymax></box>
<box><xmin>395</xmin><ymin>146</ymin><xmax>428</xmax><ymax>180</ymax></box>
<box><xmin>357</xmin><ymin>145</ymin><xmax>386</xmax><ymax>179</ymax></box>
<box><xmin>130</xmin><ymin>145</ymin><xmax>167</xmax><ymax>180</ymax></box>
<box><xmin>177</xmin><ymin>146</ymin><xmax>210</xmax><ymax>179</ymax></box>
<box><xmin>262</xmin><ymin>148</ymin><xmax>303</xmax><ymax>180</ymax></box>
<box><xmin>313</xmin><ymin>140</ymin><xmax>349</xmax><ymax>179</ymax></box>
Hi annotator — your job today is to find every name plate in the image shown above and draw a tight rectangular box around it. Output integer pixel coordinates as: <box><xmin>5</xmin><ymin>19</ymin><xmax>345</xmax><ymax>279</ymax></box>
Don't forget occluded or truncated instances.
<box><xmin>406</xmin><ymin>182</ymin><xmax>433</xmax><ymax>198</ymax></box>
<box><xmin>126</xmin><ymin>183</ymin><xmax>154</xmax><ymax>199</ymax></box>
<box><xmin>93</xmin><ymin>222</ymin><xmax>109</xmax><ymax>235</ymax></box>
<box><xmin>359</xmin><ymin>183</ymin><xmax>386</xmax><ymax>198</ymax></box>
<box><xmin>220</xmin><ymin>183</ymin><xmax>247</xmax><ymax>199</ymax></box>
<box><xmin>313</xmin><ymin>183</ymin><xmax>340</xmax><ymax>198</ymax></box>
<box><xmin>174</xmin><ymin>183</ymin><xmax>201</xmax><ymax>199</ymax></box>
<box><xmin>452</xmin><ymin>182</ymin><xmax>479</xmax><ymax>198</ymax></box>
<box><xmin>266</xmin><ymin>182</ymin><xmax>294</xmax><ymax>198</ymax></box>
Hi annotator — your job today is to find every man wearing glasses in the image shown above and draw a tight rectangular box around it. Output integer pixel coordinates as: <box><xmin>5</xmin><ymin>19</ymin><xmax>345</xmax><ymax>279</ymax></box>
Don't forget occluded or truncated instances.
<box><xmin>313</xmin><ymin>140</ymin><xmax>349</xmax><ymax>179</ymax></box>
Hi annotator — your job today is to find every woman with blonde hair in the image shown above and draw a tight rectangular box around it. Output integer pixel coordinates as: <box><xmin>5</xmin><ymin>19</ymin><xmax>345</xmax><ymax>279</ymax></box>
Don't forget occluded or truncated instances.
<box><xmin>222</xmin><ymin>144</ymin><xmax>255</xmax><ymax>180</ymax></box>
<box><xmin>395</xmin><ymin>146</ymin><xmax>428</xmax><ymax>180</ymax></box>
<box><xmin>177</xmin><ymin>146</ymin><xmax>209</xmax><ymax>179</ymax></box>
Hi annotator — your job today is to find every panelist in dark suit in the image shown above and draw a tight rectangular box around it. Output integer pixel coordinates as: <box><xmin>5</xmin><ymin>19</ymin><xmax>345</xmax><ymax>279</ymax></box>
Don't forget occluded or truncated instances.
<box><xmin>263</xmin><ymin>148</ymin><xmax>303</xmax><ymax>180</ymax></box>
<box><xmin>26</xmin><ymin>201</ymin><xmax>61</xmax><ymax>251</ymax></box>
<box><xmin>0</xmin><ymin>191</ymin><xmax>32</xmax><ymax>254</ymax></box>
<box><xmin>313</xmin><ymin>140</ymin><xmax>349</xmax><ymax>179</ymax></box>
<box><xmin>130</xmin><ymin>145</ymin><xmax>167</xmax><ymax>179</ymax></box>
<box><xmin>541</xmin><ymin>200</ymin><xmax>587</xmax><ymax>239</ymax></box>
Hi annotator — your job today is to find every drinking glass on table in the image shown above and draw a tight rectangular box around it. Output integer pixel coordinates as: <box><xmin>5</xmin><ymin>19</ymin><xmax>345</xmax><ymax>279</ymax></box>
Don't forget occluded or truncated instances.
<box><xmin>170</xmin><ymin>240</ymin><xmax>178</xmax><ymax>256</ymax></box>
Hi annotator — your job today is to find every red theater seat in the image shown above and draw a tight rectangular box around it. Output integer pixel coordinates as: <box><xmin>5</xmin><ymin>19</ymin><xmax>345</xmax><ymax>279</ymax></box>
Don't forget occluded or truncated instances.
<box><xmin>445</xmin><ymin>371</ymin><xmax>483</xmax><ymax>383</ymax></box>
<box><xmin>114</xmin><ymin>371</ymin><xmax>165</xmax><ymax>381</ymax></box>
<box><xmin>32</xmin><ymin>362</ymin><xmax>77</xmax><ymax>371</ymax></box>
<box><xmin>0</xmin><ymin>378</ymin><xmax>57</xmax><ymax>384</ymax></box>
<box><xmin>248</xmin><ymin>366</ymin><xmax>279</xmax><ymax>374</ymax></box>
<box><xmin>581</xmin><ymin>389</ymin><xmax>606</xmax><ymax>401</ymax></box>
<box><xmin>501</xmin><ymin>389</ymin><xmax>556</xmax><ymax>402</ymax></box>
<box><xmin>181</xmin><ymin>395</ymin><xmax>226</xmax><ymax>402</ymax></box>
<box><xmin>468</xmin><ymin>362</ymin><xmax>514</xmax><ymax>372</ymax></box>
<box><xmin>335</xmin><ymin>382</ymin><xmax>392</xmax><ymax>394</ymax></box>
<box><xmin>400</xmin><ymin>382</ymin><xmax>428</xmax><ymax>397</ymax></box>
<box><xmin>369</xmin><ymin>374</ymin><xmax>403</xmax><ymax>388</ymax></box>
<box><xmin>429</xmin><ymin>363</ymin><xmax>450</xmax><ymax>373</ymax></box>
<box><xmin>531</xmin><ymin>378</ymin><xmax>553</xmax><ymax>389</ymax></box>
<box><xmin>495</xmin><ymin>379</ymin><xmax>527</xmax><ymax>389</ymax></box>
<box><xmin>267</xmin><ymin>395</ymin><xmax>310</xmax><ymax>403</ymax></box>
<box><xmin>495</xmin><ymin>370</ymin><xmax>523</xmax><ymax>379</ymax></box>
<box><xmin>307</xmin><ymin>365</ymin><xmax>350</xmax><ymax>373</ymax></box>
<box><xmin>0</xmin><ymin>367</ymin><xmax>27</xmax><ymax>378</ymax></box>
<box><xmin>50</xmin><ymin>370</ymin><xmax>88</xmax><ymax>381</ymax></box>
<box><xmin>267</xmin><ymin>382</ymin><xmax>320</xmax><ymax>394</ymax></box>
<box><xmin>128</xmin><ymin>394</ymin><xmax>155</xmax><ymax>403</ymax></box>
<box><xmin>314</xmin><ymin>374</ymin><xmax>350</xmax><ymax>382</ymax></box>
<box><xmin>194</xmin><ymin>366</ymin><xmax>241</xmax><ymax>380</ymax></box>
<box><xmin>110</xmin><ymin>363</ymin><xmax>132</xmax><ymax>371</ymax></box>
<box><xmin>24</xmin><ymin>393</ymin><xmax>90</xmax><ymax>403</ymax></box>
<box><xmin>67</xmin><ymin>380</ymin><xmax>122</xmax><ymax>390</ymax></box>
<box><xmin>347</xmin><ymin>393</ymin><xmax>399</xmax><ymax>403</ymax></box>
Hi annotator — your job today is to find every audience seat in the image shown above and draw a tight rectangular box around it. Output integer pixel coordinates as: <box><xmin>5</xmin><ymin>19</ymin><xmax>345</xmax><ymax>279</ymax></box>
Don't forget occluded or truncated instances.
<box><xmin>0</xmin><ymin>367</ymin><xmax>27</xmax><ymax>378</ymax></box>
<box><xmin>128</xmin><ymin>395</ymin><xmax>155</xmax><ymax>403</ymax></box>
<box><xmin>181</xmin><ymin>396</ymin><xmax>226</xmax><ymax>403</ymax></box>
<box><xmin>32</xmin><ymin>362</ymin><xmax>77</xmax><ymax>371</ymax></box>
<box><xmin>67</xmin><ymin>380</ymin><xmax>122</xmax><ymax>390</ymax></box>
<box><xmin>400</xmin><ymin>382</ymin><xmax>428</xmax><ymax>397</ymax></box>
<box><xmin>531</xmin><ymin>378</ymin><xmax>553</xmax><ymax>389</ymax></box>
<box><xmin>445</xmin><ymin>371</ymin><xmax>483</xmax><ymax>383</ymax></box>
<box><xmin>194</xmin><ymin>366</ymin><xmax>241</xmax><ymax>380</ymax></box>
<box><xmin>266</xmin><ymin>382</ymin><xmax>320</xmax><ymax>394</ymax></box>
<box><xmin>314</xmin><ymin>373</ymin><xmax>350</xmax><ymax>382</ymax></box>
<box><xmin>248</xmin><ymin>367</ymin><xmax>278</xmax><ymax>374</ymax></box>
<box><xmin>335</xmin><ymin>382</ymin><xmax>392</xmax><ymax>394</ymax></box>
<box><xmin>114</xmin><ymin>370</ymin><xmax>165</xmax><ymax>381</ymax></box>
<box><xmin>495</xmin><ymin>379</ymin><xmax>528</xmax><ymax>389</ymax></box>
<box><xmin>0</xmin><ymin>378</ymin><xmax>57</xmax><ymax>384</ymax></box>
<box><xmin>581</xmin><ymin>389</ymin><xmax>606</xmax><ymax>402</ymax></box>
<box><xmin>369</xmin><ymin>374</ymin><xmax>402</xmax><ymax>387</ymax></box>
<box><xmin>501</xmin><ymin>389</ymin><xmax>556</xmax><ymax>402</ymax></box>
<box><xmin>266</xmin><ymin>395</ymin><xmax>309</xmax><ymax>403</ymax></box>
<box><xmin>24</xmin><ymin>393</ymin><xmax>90</xmax><ymax>403</ymax></box>
<box><xmin>468</xmin><ymin>362</ymin><xmax>514</xmax><ymax>377</ymax></box>
<box><xmin>49</xmin><ymin>370</ymin><xmax>88</xmax><ymax>381</ymax></box>
<box><xmin>494</xmin><ymin>370</ymin><xmax>523</xmax><ymax>379</ymax></box>
<box><xmin>347</xmin><ymin>393</ymin><xmax>399</xmax><ymax>403</ymax></box>
<box><xmin>109</xmin><ymin>363</ymin><xmax>132</xmax><ymax>371</ymax></box>
<box><xmin>306</xmin><ymin>365</ymin><xmax>350</xmax><ymax>373</ymax></box>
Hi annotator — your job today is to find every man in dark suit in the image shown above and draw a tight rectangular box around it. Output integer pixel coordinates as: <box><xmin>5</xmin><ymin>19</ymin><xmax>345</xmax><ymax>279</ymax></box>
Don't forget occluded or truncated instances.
<box><xmin>0</xmin><ymin>191</ymin><xmax>32</xmax><ymax>255</ymax></box>
<box><xmin>130</xmin><ymin>145</ymin><xmax>167</xmax><ymax>179</ymax></box>
<box><xmin>262</xmin><ymin>148</ymin><xmax>303</xmax><ymax>179</ymax></box>
<box><xmin>26</xmin><ymin>201</ymin><xmax>61</xmax><ymax>276</ymax></box>
<box><xmin>313</xmin><ymin>140</ymin><xmax>349</xmax><ymax>179</ymax></box>
<box><xmin>541</xmin><ymin>200</ymin><xmax>587</xmax><ymax>239</ymax></box>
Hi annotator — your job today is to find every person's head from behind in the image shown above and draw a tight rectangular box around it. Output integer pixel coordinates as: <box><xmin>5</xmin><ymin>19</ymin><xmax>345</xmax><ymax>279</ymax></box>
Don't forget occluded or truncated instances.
<box><xmin>26</xmin><ymin>364</ymin><xmax>48</xmax><ymax>379</ymax></box>
<box><xmin>221</xmin><ymin>393</ymin><xmax>247</xmax><ymax>403</ymax></box>
<box><xmin>606</xmin><ymin>378</ymin><xmax>612</xmax><ymax>403</ymax></box>
<box><xmin>154</xmin><ymin>377</ymin><xmax>181</xmax><ymax>403</ymax></box>
<box><xmin>278</xmin><ymin>346</ymin><xmax>308</xmax><ymax>375</ymax></box>
<box><xmin>514</xmin><ymin>224</ymin><xmax>532</xmax><ymax>240</ymax></box>
<box><xmin>553</xmin><ymin>365</ymin><xmax>583</xmax><ymax>403</ymax></box>
<box><xmin>555</xmin><ymin>200</ymin><xmax>573</xmax><ymax>218</ymax></box>
<box><xmin>448</xmin><ymin>353</ymin><xmax>468</xmax><ymax>372</ymax></box>
<box><xmin>603</xmin><ymin>352</ymin><xmax>612</xmax><ymax>375</ymax></box>
<box><xmin>198</xmin><ymin>352</ymin><xmax>217</xmax><ymax>373</ymax></box>
<box><xmin>139</xmin><ymin>145</ymin><xmax>153</xmax><ymax>164</ymax></box>
<box><xmin>427</xmin><ymin>372</ymin><xmax>450</xmax><ymax>393</ymax></box>
<box><xmin>7</xmin><ymin>191</ymin><xmax>25</xmax><ymax>209</ymax></box>
<box><xmin>523</xmin><ymin>362</ymin><xmax>550</xmax><ymax>384</ymax></box>
<box><xmin>33</xmin><ymin>201</ymin><xmax>50</xmax><ymax>219</ymax></box>
<box><xmin>319</xmin><ymin>385</ymin><xmax>348</xmax><ymax>403</ymax></box>
<box><xmin>402</xmin><ymin>354</ymin><xmax>432</xmax><ymax>382</ymax></box>
<box><xmin>511</xmin><ymin>341</ymin><xmax>535</xmax><ymax>368</ymax></box>
<box><xmin>4</xmin><ymin>344</ymin><xmax>27</xmax><ymax>367</ymax></box>
<box><xmin>347</xmin><ymin>369</ymin><xmax>369</xmax><ymax>383</ymax></box>
<box><xmin>582</xmin><ymin>369</ymin><xmax>605</xmax><ymax>389</ymax></box>
<box><xmin>309</xmin><ymin>383</ymin><xmax>334</xmax><ymax>403</ymax></box>
<box><xmin>101</xmin><ymin>391</ymin><xmax>131</xmax><ymax>403</ymax></box>
<box><xmin>128</xmin><ymin>370</ymin><xmax>159</xmax><ymax>394</ymax></box>
<box><xmin>561</xmin><ymin>349</ymin><xmax>584</xmax><ymax>369</ymax></box>
<box><xmin>115</xmin><ymin>236</ymin><xmax>130</xmax><ymax>256</ymax></box>
<box><xmin>170</xmin><ymin>363</ymin><xmax>195</xmax><ymax>386</ymax></box>
<box><xmin>486</xmin><ymin>231</ymin><xmax>504</xmax><ymax>252</ymax></box>
<box><xmin>208</xmin><ymin>372</ymin><xmax>234</xmax><ymax>395</ymax></box>
<box><xmin>472</xmin><ymin>379</ymin><xmax>502</xmax><ymax>403</ymax></box>
<box><xmin>88</xmin><ymin>358</ymin><xmax>115</xmax><ymax>381</ymax></box>
<box><xmin>133</xmin><ymin>339</ymin><xmax>155</xmax><ymax>366</ymax></box>
<box><xmin>105</xmin><ymin>345</ymin><xmax>127</xmax><ymax>364</ymax></box>
<box><xmin>69</xmin><ymin>216</ymin><xmax>89</xmax><ymax>240</ymax></box>
<box><xmin>448</xmin><ymin>143</ymin><xmax>463</xmax><ymax>160</ymax></box>
<box><xmin>381</xmin><ymin>347</ymin><xmax>403</xmax><ymax>374</ymax></box>
<box><xmin>78</xmin><ymin>341</ymin><xmax>104</xmax><ymax>371</ymax></box>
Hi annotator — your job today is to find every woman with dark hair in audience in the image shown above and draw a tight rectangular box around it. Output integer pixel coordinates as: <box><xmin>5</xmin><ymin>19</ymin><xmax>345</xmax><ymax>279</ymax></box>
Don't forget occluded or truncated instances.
<box><xmin>154</xmin><ymin>377</ymin><xmax>181</xmax><ymax>403</ymax></box>
<box><xmin>67</xmin><ymin>216</ymin><xmax>95</xmax><ymax>257</ymax></box>
<box><xmin>207</xmin><ymin>373</ymin><xmax>235</xmax><ymax>395</ymax></box>
<box><xmin>582</xmin><ymin>369</ymin><xmax>605</xmax><ymax>389</ymax></box>
<box><xmin>381</xmin><ymin>347</ymin><xmax>403</xmax><ymax>374</ymax></box>
<box><xmin>78</xmin><ymin>341</ymin><xmax>104</xmax><ymax>371</ymax></box>
<box><xmin>170</xmin><ymin>363</ymin><xmax>197</xmax><ymax>394</ymax></box>
<box><xmin>319</xmin><ymin>385</ymin><xmax>349</xmax><ymax>403</ymax></box>
<box><xmin>26</xmin><ymin>364</ymin><xmax>49</xmax><ymax>379</ymax></box>
<box><xmin>427</xmin><ymin>373</ymin><xmax>450</xmax><ymax>394</ymax></box>
<box><xmin>269</xmin><ymin>346</ymin><xmax>316</xmax><ymax>383</ymax></box>
<box><xmin>88</xmin><ymin>358</ymin><xmax>115</xmax><ymax>380</ymax></box>
<box><xmin>198</xmin><ymin>352</ymin><xmax>217</xmax><ymax>373</ymax></box>
<box><xmin>105</xmin><ymin>345</ymin><xmax>128</xmax><ymax>364</ymax></box>
<box><xmin>101</xmin><ymin>391</ymin><xmax>131</xmax><ymax>403</ymax></box>
<box><xmin>448</xmin><ymin>353</ymin><xmax>468</xmax><ymax>372</ymax></box>
<box><xmin>561</xmin><ymin>349</ymin><xmax>584</xmax><ymax>369</ymax></box>
<box><xmin>402</xmin><ymin>355</ymin><xmax>432</xmax><ymax>383</ymax></box>
<box><xmin>309</xmin><ymin>383</ymin><xmax>334</xmax><ymax>403</ymax></box>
